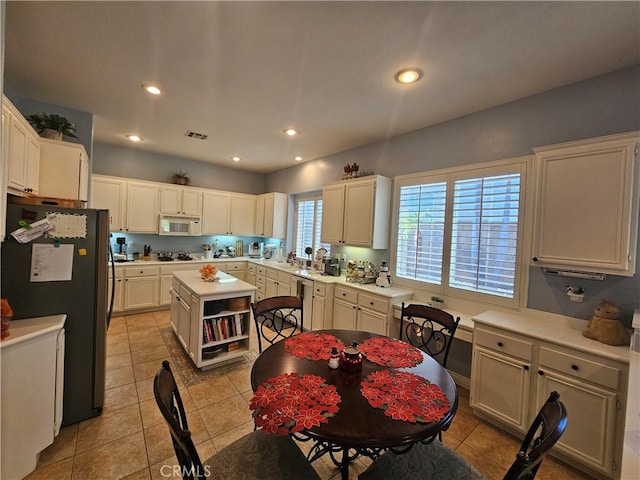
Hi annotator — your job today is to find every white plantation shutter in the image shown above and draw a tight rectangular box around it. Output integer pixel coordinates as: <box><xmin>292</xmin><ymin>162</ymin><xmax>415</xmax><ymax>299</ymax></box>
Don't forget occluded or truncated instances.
<box><xmin>295</xmin><ymin>197</ymin><xmax>329</xmax><ymax>258</ymax></box>
<box><xmin>396</xmin><ymin>182</ymin><xmax>447</xmax><ymax>284</ymax></box>
<box><xmin>449</xmin><ymin>173</ymin><xmax>521</xmax><ymax>298</ymax></box>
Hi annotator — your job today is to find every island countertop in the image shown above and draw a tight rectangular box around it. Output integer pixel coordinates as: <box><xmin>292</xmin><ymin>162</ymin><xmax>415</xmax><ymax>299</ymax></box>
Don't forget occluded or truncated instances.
<box><xmin>173</xmin><ymin>270</ymin><xmax>256</xmax><ymax>298</ymax></box>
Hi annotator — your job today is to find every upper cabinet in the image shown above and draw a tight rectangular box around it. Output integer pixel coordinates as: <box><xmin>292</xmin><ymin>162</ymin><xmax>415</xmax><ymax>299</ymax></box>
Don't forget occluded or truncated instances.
<box><xmin>532</xmin><ymin>132</ymin><xmax>639</xmax><ymax>276</ymax></box>
<box><xmin>255</xmin><ymin>193</ymin><xmax>287</xmax><ymax>238</ymax></box>
<box><xmin>91</xmin><ymin>175</ymin><xmax>126</xmax><ymax>231</ymax></box>
<box><xmin>38</xmin><ymin>138</ymin><xmax>89</xmax><ymax>201</ymax></box>
<box><xmin>160</xmin><ymin>185</ymin><xmax>202</xmax><ymax>216</ymax></box>
<box><xmin>321</xmin><ymin>175</ymin><xmax>391</xmax><ymax>249</ymax></box>
<box><xmin>202</xmin><ymin>191</ymin><xmax>255</xmax><ymax>235</ymax></box>
<box><xmin>2</xmin><ymin>95</ymin><xmax>40</xmax><ymax>196</ymax></box>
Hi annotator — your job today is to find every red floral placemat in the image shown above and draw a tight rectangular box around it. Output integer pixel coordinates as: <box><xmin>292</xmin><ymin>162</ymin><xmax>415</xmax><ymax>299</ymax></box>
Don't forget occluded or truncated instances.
<box><xmin>359</xmin><ymin>336</ymin><xmax>423</xmax><ymax>368</ymax></box>
<box><xmin>284</xmin><ymin>332</ymin><xmax>345</xmax><ymax>361</ymax></box>
<box><xmin>250</xmin><ymin>373</ymin><xmax>341</xmax><ymax>434</ymax></box>
<box><xmin>360</xmin><ymin>370</ymin><xmax>450</xmax><ymax>423</ymax></box>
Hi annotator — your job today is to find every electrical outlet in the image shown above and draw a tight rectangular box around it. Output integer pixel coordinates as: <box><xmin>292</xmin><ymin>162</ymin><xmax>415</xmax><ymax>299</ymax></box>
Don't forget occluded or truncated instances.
<box><xmin>569</xmin><ymin>293</ymin><xmax>584</xmax><ymax>302</ymax></box>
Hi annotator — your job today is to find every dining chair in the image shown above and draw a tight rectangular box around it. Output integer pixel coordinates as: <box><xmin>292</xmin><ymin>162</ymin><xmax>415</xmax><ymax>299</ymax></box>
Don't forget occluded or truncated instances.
<box><xmin>399</xmin><ymin>302</ymin><xmax>461</xmax><ymax>368</ymax></box>
<box><xmin>359</xmin><ymin>391</ymin><xmax>568</xmax><ymax>480</ymax></box>
<box><xmin>153</xmin><ymin>360</ymin><xmax>320</xmax><ymax>480</ymax></box>
<box><xmin>251</xmin><ymin>295</ymin><xmax>304</xmax><ymax>353</ymax></box>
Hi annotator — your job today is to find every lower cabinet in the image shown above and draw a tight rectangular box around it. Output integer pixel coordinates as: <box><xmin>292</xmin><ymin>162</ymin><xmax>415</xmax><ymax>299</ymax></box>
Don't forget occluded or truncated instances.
<box><xmin>266</xmin><ymin>268</ymin><xmax>291</xmax><ymax>297</ymax></box>
<box><xmin>170</xmin><ymin>280</ymin><xmax>191</xmax><ymax>351</ymax></box>
<box><xmin>471</xmin><ymin>323</ymin><xmax>626</xmax><ymax>479</ymax></box>
<box><xmin>123</xmin><ymin>266</ymin><xmax>160</xmax><ymax>310</ymax></box>
<box><xmin>332</xmin><ymin>286</ymin><xmax>396</xmax><ymax>336</ymax></box>
<box><xmin>108</xmin><ymin>268</ymin><xmax>124</xmax><ymax>313</ymax></box>
<box><xmin>311</xmin><ymin>282</ymin><xmax>334</xmax><ymax>331</ymax></box>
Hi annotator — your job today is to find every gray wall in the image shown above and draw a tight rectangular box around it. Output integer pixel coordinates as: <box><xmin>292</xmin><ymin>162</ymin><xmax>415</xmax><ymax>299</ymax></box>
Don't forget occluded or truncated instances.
<box><xmin>267</xmin><ymin>66</ymin><xmax>640</xmax><ymax>325</ymax></box>
<box><xmin>92</xmin><ymin>142</ymin><xmax>264</xmax><ymax>195</ymax></box>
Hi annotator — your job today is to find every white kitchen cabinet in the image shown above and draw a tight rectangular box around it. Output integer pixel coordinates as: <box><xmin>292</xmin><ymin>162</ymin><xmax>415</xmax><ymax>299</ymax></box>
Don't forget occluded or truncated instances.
<box><xmin>1</xmin><ymin>315</ymin><xmax>66</xmax><ymax>480</ymax></box>
<box><xmin>471</xmin><ymin>321</ymin><xmax>627</xmax><ymax>479</ymax></box>
<box><xmin>532</xmin><ymin>132</ymin><xmax>639</xmax><ymax>276</ymax></box>
<box><xmin>3</xmin><ymin>95</ymin><xmax>40</xmax><ymax>196</ymax></box>
<box><xmin>108</xmin><ymin>268</ymin><xmax>124</xmax><ymax>313</ymax></box>
<box><xmin>160</xmin><ymin>275</ymin><xmax>173</xmax><ymax>305</ymax></box>
<box><xmin>170</xmin><ymin>279</ymin><xmax>192</xmax><ymax>352</ymax></box>
<box><xmin>123</xmin><ymin>266</ymin><xmax>160</xmax><ymax>310</ymax></box>
<box><xmin>266</xmin><ymin>268</ymin><xmax>291</xmax><ymax>297</ymax></box>
<box><xmin>225</xmin><ymin>261</ymin><xmax>246</xmax><ymax>281</ymax></box>
<box><xmin>255</xmin><ymin>265</ymin><xmax>267</xmax><ymax>302</ymax></box>
<box><xmin>160</xmin><ymin>185</ymin><xmax>203</xmax><ymax>216</ymax></box>
<box><xmin>125</xmin><ymin>181</ymin><xmax>160</xmax><ymax>233</ymax></box>
<box><xmin>246</xmin><ymin>263</ymin><xmax>257</xmax><ymax>286</ymax></box>
<box><xmin>38</xmin><ymin>138</ymin><xmax>89</xmax><ymax>201</ymax></box>
<box><xmin>202</xmin><ymin>191</ymin><xmax>254</xmax><ymax>235</ymax></box>
<box><xmin>332</xmin><ymin>285</ymin><xmax>391</xmax><ymax>335</ymax></box>
<box><xmin>311</xmin><ymin>282</ymin><xmax>334</xmax><ymax>331</ymax></box>
<box><xmin>321</xmin><ymin>175</ymin><xmax>391</xmax><ymax>249</ymax></box>
<box><xmin>91</xmin><ymin>175</ymin><xmax>126</xmax><ymax>231</ymax></box>
<box><xmin>255</xmin><ymin>192</ymin><xmax>288</xmax><ymax>238</ymax></box>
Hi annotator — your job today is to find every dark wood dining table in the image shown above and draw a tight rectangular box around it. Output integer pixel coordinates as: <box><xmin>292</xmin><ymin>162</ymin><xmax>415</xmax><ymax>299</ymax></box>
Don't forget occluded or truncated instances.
<box><xmin>250</xmin><ymin>329</ymin><xmax>458</xmax><ymax>479</ymax></box>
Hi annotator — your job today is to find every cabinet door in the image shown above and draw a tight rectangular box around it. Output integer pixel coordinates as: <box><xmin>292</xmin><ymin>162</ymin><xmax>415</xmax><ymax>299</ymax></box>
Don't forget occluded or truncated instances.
<box><xmin>160</xmin><ymin>186</ymin><xmax>182</xmax><ymax>214</ymax></box>
<box><xmin>91</xmin><ymin>176</ymin><xmax>126</xmax><ymax>231</ymax></box>
<box><xmin>533</xmin><ymin>135</ymin><xmax>638</xmax><ymax>275</ymax></box>
<box><xmin>255</xmin><ymin>195</ymin><xmax>266</xmax><ymax>235</ymax></box>
<box><xmin>38</xmin><ymin>139</ymin><xmax>89</xmax><ymax>200</ymax></box>
<box><xmin>536</xmin><ymin>370</ymin><xmax>617</xmax><ymax>475</ymax></box>
<box><xmin>263</xmin><ymin>195</ymin><xmax>275</xmax><ymax>237</ymax></box>
<box><xmin>470</xmin><ymin>346</ymin><xmax>532</xmax><ymax>433</ymax></box>
<box><xmin>124</xmin><ymin>276</ymin><xmax>159</xmax><ymax>309</ymax></box>
<box><xmin>160</xmin><ymin>275</ymin><xmax>173</xmax><ymax>305</ymax></box>
<box><xmin>108</xmin><ymin>277</ymin><xmax>123</xmax><ymax>313</ymax></box>
<box><xmin>246</xmin><ymin>271</ymin><xmax>257</xmax><ymax>286</ymax></box>
<box><xmin>333</xmin><ymin>298</ymin><xmax>357</xmax><ymax>330</ymax></box>
<box><xmin>321</xmin><ymin>184</ymin><xmax>345</xmax><ymax>244</ymax></box>
<box><xmin>78</xmin><ymin>151</ymin><xmax>89</xmax><ymax>202</ymax></box>
<box><xmin>230</xmin><ymin>194</ymin><xmax>255</xmax><ymax>235</ymax></box>
<box><xmin>202</xmin><ymin>191</ymin><xmax>231</xmax><ymax>234</ymax></box>
<box><xmin>176</xmin><ymin>296</ymin><xmax>191</xmax><ymax>351</ymax></box>
<box><xmin>311</xmin><ymin>296</ymin><xmax>325</xmax><ymax>331</ymax></box>
<box><xmin>343</xmin><ymin>181</ymin><xmax>375</xmax><ymax>247</ymax></box>
<box><xmin>266</xmin><ymin>278</ymin><xmax>279</xmax><ymax>298</ymax></box>
<box><xmin>126</xmin><ymin>182</ymin><xmax>159</xmax><ymax>233</ymax></box>
<box><xmin>357</xmin><ymin>307</ymin><xmax>387</xmax><ymax>335</ymax></box>
<box><xmin>7</xmin><ymin>113</ymin><xmax>28</xmax><ymax>192</ymax></box>
<box><xmin>25</xmin><ymin>136</ymin><xmax>40</xmax><ymax>195</ymax></box>
<box><xmin>182</xmin><ymin>189</ymin><xmax>202</xmax><ymax>216</ymax></box>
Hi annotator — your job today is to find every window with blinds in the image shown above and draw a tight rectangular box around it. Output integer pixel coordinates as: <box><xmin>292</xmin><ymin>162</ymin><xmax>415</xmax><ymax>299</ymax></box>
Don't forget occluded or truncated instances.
<box><xmin>294</xmin><ymin>197</ymin><xmax>330</xmax><ymax>258</ymax></box>
<box><xmin>450</xmin><ymin>173</ymin><xmax>521</xmax><ymax>298</ymax></box>
<box><xmin>394</xmin><ymin>165</ymin><xmax>523</xmax><ymax>303</ymax></box>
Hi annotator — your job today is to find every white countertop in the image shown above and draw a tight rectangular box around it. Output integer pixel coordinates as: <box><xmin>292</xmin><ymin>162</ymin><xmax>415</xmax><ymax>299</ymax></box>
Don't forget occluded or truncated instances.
<box><xmin>0</xmin><ymin>314</ymin><xmax>67</xmax><ymax>349</ymax></box>
<box><xmin>473</xmin><ymin>310</ymin><xmax>630</xmax><ymax>363</ymax></box>
<box><xmin>173</xmin><ymin>270</ymin><xmax>256</xmax><ymax>298</ymax></box>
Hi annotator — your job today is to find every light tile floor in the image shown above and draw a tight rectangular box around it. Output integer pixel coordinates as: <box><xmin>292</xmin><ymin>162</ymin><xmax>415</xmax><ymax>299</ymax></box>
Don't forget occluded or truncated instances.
<box><xmin>25</xmin><ymin>311</ymin><xmax>593</xmax><ymax>480</ymax></box>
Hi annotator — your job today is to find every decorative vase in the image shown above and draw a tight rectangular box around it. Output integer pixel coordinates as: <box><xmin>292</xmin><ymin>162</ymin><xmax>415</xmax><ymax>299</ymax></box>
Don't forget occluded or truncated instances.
<box><xmin>42</xmin><ymin>128</ymin><xmax>63</xmax><ymax>140</ymax></box>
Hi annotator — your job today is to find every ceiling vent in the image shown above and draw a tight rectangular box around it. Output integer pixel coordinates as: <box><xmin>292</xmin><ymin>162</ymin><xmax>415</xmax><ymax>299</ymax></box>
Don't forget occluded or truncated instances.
<box><xmin>185</xmin><ymin>130</ymin><xmax>208</xmax><ymax>140</ymax></box>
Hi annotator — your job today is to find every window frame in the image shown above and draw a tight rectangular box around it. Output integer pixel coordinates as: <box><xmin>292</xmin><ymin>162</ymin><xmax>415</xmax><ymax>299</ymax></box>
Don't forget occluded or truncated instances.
<box><xmin>391</xmin><ymin>157</ymin><xmax>529</xmax><ymax>309</ymax></box>
<box><xmin>293</xmin><ymin>192</ymin><xmax>329</xmax><ymax>258</ymax></box>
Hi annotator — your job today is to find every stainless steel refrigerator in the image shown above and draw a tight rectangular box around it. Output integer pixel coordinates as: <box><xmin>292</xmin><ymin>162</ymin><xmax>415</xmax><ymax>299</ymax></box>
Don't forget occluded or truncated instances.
<box><xmin>1</xmin><ymin>203</ymin><xmax>111</xmax><ymax>426</ymax></box>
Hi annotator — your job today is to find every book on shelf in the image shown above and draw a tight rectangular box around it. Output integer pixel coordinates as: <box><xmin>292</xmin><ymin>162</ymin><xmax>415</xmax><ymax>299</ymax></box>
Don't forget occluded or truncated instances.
<box><xmin>227</xmin><ymin>341</ymin><xmax>240</xmax><ymax>352</ymax></box>
<box><xmin>234</xmin><ymin>313</ymin><xmax>243</xmax><ymax>336</ymax></box>
<box><xmin>215</xmin><ymin>320</ymin><xmax>223</xmax><ymax>342</ymax></box>
<box><xmin>206</xmin><ymin>319</ymin><xmax>215</xmax><ymax>342</ymax></box>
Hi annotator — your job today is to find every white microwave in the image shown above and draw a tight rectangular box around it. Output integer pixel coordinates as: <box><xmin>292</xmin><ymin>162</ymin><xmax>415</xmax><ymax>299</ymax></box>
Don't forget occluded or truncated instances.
<box><xmin>158</xmin><ymin>214</ymin><xmax>201</xmax><ymax>236</ymax></box>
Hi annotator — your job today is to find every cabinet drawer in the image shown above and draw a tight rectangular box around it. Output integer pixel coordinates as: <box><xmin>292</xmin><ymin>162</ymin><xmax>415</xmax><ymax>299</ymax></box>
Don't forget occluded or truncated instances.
<box><xmin>539</xmin><ymin>347</ymin><xmax>620</xmax><ymax>390</ymax></box>
<box><xmin>335</xmin><ymin>286</ymin><xmax>358</xmax><ymax>304</ymax></box>
<box><xmin>256</xmin><ymin>274</ymin><xmax>266</xmax><ymax>285</ymax></box>
<box><xmin>256</xmin><ymin>266</ymin><xmax>266</xmax><ymax>275</ymax></box>
<box><xmin>313</xmin><ymin>283</ymin><xmax>327</xmax><ymax>297</ymax></box>
<box><xmin>124</xmin><ymin>266</ymin><xmax>160</xmax><ymax>277</ymax></box>
<box><xmin>277</xmin><ymin>272</ymin><xmax>290</xmax><ymax>284</ymax></box>
<box><xmin>267</xmin><ymin>268</ymin><xmax>278</xmax><ymax>280</ymax></box>
<box><xmin>160</xmin><ymin>264</ymin><xmax>200</xmax><ymax>274</ymax></box>
<box><xmin>256</xmin><ymin>282</ymin><xmax>266</xmax><ymax>294</ymax></box>
<box><xmin>248</xmin><ymin>263</ymin><xmax>256</xmax><ymax>273</ymax></box>
<box><xmin>475</xmin><ymin>328</ymin><xmax>533</xmax><ymax>362</ymax></box>
<box><xmin>226</xmin><ymin>262</ymin><xmax>245</xmax><ymax>271</ymax></box>
<box><xmin>358</xmin><ymin>293</ymin><xmax>389</xmax><ymax>315</ymax></box>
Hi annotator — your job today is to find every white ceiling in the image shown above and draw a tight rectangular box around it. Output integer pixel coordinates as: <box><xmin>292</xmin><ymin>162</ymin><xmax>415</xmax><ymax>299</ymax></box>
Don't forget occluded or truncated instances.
<box><xmin>4</xmin><ymin>1</ymin><xmax>639</xmax><ymax>173</ymax></box>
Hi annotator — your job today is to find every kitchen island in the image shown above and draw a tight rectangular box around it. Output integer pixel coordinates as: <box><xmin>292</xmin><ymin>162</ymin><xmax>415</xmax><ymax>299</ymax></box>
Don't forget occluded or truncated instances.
<box><xmin>170</xmin><ymin>270</ymin><xmax>256</xmax><ymax>370</ymax></box>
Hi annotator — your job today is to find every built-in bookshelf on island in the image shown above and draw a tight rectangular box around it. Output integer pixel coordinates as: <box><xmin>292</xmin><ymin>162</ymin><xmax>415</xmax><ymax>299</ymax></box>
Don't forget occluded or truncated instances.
<box><xmin>170</xmin><ymin>270</ymin><xmax>256</xmax><ymax>369</ymax></box>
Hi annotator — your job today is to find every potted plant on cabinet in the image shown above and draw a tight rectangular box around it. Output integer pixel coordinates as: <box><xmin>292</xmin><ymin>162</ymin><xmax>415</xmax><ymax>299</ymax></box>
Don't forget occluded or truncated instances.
<box><xmin>26</xmin><ymin>112</ymin><xmax>78</xmax><ymax>140</ymax></box>
<box><xmin>172</xmin><ymin>170</ymin><xmax>190</xmax><ymax>185</ymax></box>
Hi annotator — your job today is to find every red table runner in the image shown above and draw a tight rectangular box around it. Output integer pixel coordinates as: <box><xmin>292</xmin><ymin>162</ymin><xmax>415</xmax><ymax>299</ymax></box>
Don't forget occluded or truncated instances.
<box><xmin>284</xmin><ymin>332</ymin><xmax>345</xmax><ymax>361</ymax></box>
<box><xmin>359</xmin><ymin>336</ymin><xmax>423</xmax><ymax>368</ymax></box>
<box><xmin>360</xmin><ymin>370</ymin><xmax>450</xmax><ymax>423</ymax></box>
<box><xmin>250</xmin><ymin>373</ymin><xmax>341</xmax><ymax>434</ymax></box>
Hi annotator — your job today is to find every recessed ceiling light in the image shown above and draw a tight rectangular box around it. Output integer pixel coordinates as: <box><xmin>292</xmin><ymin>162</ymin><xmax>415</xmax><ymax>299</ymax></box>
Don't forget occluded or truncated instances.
<box><xmin>142</xmin><ymin>83</ymin><xmax>162</xmax><ymax>95</ymax></box>
<box><xmin>284</xmin><ymin>128</ymin><xmax>298</xmax><ymax>136</ymax></box>
<box><xmin>127</xmin><ymin>135</ymin><xmax>142</xmax><ymax>142</ymax></box>
<box><xmin>231</xmin><ymin>156</ymin><xmax>241</xmax><ymax>162</ymax></box>
<box><xmin>395</xmin><ymin>68</ymin><xmax>423</xmax><ymax>84</ymax></box>
<box><xmin>294</xmin><ymin>156</ymin><xmax>303</xmax><ymax>161</ymax></box>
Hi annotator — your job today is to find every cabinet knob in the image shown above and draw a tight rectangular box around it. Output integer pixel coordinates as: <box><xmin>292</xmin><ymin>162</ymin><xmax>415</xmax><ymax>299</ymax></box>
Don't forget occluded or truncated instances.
<box><xmin>523</xmin><ymin>365</ymin><xmax>529</xmax><ymax>370</ymax></box>
<box><xmin>497</xmin><ymin>341</ymin><xmax>504</xmax><ymax>347</ymax></box>
<box><xmin>352</xmin><ymin>305</ymin><xmax>357</xmax><ymax>309</ymax></box>
<box><xmin>538</xmin><ymin>370</ymin><xmax>544</xmax><ymax>376</ymax></box>
<box><xmin>532</xmin><ymin>257</ymin><xmax>538</xmax><ymax>262</ymax></box>
<box><xmin>571</xmin><ymin>364</ymin><xmax>579</xmax><ymax>371</ymax></box>
<box><xmin>342</xmin><ymin>293</ymin><xmax>347</xmax><ymax>296</ymax></box>
<box><xmin>369</xmin><ymin>301</ymin><xmax>374</xmax><ymax>305</ymax></box>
